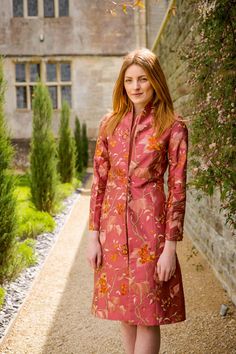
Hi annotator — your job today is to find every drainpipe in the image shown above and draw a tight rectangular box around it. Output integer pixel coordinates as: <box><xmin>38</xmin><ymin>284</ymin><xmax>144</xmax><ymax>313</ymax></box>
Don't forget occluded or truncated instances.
<box><xmin>151</xmin><ymin>0</ymin><xmax>176</xmax><ymax>52</ymax></box>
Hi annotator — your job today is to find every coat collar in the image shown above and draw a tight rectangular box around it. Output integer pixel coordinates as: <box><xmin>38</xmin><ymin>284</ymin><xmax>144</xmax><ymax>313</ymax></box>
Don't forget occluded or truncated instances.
<box><xmin>129</xmin><ymin>99</ymin><xmax>154</xmax><ymax>120</ymax></box>
<box><xmin>122</xmin><ymin>100</ymin><xmax>154</xmax><ymax>137</ymax></box>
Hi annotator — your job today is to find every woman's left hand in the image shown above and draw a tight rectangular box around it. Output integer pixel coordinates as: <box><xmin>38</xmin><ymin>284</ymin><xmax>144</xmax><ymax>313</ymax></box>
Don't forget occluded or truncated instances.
<box><xmin>156</xmin><ymin>241</ymin><xmax>177</xmax><ymax>282</ymax></box>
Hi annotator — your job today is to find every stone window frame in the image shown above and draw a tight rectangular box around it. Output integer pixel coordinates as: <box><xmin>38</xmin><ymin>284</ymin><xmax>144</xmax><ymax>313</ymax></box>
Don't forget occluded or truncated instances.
<box><xmin>12</xmin><ymin>0</ymin><xmax>69</xmax><ymax>18</ymax></box>
<box><xmin>45</xmin><ymin>61</ymin><xmax>72</xmax><ymax>109</ymax></box>
<box><xmin>14</xmin><ymin>58</ymin><xmax>72</xmax><ymax>111</ymax></box>
<box><xmin>15</xmin><ymin>61</ymin><xmax>42</xmax><ymax>110</ymax></box>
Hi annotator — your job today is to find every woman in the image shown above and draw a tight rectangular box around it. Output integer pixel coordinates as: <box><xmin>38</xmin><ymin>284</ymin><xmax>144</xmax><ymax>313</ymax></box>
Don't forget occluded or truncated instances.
<box><xmin>87</xmin><ymin>48</ymin><xmax>188</xmax><ymax>354</ymax></box>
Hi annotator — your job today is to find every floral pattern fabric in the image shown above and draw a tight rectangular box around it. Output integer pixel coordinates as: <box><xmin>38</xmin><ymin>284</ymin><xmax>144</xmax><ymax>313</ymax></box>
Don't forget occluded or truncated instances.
<box><xmin>89</xmin><ymin>102</ymin><xmax>188</xmax><ymax>326</ymax></box>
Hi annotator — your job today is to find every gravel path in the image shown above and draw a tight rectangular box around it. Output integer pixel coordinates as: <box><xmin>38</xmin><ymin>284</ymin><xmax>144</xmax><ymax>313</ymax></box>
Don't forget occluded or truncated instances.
<box><xmin>0</xmin><ymin>175</ymin><xmax>236</xmax><ymax>354</ymax></box>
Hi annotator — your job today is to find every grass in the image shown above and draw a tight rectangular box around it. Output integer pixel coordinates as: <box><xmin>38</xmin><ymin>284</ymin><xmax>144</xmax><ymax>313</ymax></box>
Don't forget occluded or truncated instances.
<box><xmin>14</xmin><ymin>178</ymin><xmax>56</xmax><ymax>240</ymax></box>
<box><xmin>53</xmin><ymin>176</ymin><xmax>82</xmax><ymax>214</ymax></box>
<box><xmin>0</xmin><ymin>287</ymin><xmax>6</xmax><ymax>308</ymax></box>
<box><xmin>15</xmin><ymin>171</ymin><xmax>84</xmax><ymax>239</ymax></box>
<box><xmin>6</xmin><ymin>238</ymin><xmax>38</xmax><ymax>282</ymax></box>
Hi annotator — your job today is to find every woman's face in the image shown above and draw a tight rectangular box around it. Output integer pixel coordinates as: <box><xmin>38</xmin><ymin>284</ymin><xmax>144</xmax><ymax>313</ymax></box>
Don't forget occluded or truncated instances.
<box><xmin>124</xmin><ymin>64</ymin><xmax>154</xmax><ymax>112</ymax></box>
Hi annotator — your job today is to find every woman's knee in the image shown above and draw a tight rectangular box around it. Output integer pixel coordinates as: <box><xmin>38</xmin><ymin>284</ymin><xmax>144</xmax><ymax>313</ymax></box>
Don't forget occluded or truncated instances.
<box><xmin>137</xmin><ymin>325</ymin><xmax>160</xmax><ymax>333</ymax></box>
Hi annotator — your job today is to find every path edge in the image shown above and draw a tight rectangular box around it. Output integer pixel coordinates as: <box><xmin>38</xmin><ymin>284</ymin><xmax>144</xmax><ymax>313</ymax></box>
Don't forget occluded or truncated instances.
<box><xmin>0</xmin><ymin>173</ymin><xmax>92</xmax><ymax>348</ymax></box>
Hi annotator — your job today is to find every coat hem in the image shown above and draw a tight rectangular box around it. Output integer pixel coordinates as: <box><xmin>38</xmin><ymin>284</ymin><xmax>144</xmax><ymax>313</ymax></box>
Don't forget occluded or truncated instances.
<box><xmin>92</xmin><ymin>310</ymin><xmax>186</xmax><ymax>326</ymax></box>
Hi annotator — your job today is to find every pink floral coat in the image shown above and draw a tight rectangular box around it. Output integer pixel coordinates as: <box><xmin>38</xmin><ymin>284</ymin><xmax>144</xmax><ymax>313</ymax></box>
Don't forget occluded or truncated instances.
<box><xmin>89</xmin><ymin>102</ymin><xmax>188</xmax><ymax>326</ymax></box>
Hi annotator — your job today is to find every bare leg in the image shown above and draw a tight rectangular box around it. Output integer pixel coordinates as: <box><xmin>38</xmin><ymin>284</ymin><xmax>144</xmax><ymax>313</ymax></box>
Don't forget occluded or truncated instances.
<box><xmin>120</xmin><ymin>321</ymin><xmax>137</xmax><ymax>354</ymax></box>
<box><xmin>134</xmin><ymin>325</ymin><xmax>161</xmax><ymax>354</ymax></box>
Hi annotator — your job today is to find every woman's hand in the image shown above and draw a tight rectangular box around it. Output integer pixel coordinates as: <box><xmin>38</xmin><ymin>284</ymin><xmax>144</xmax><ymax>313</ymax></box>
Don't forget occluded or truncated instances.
<box><xmin>87</xmin><ymin>230</ymin><xmax>102</xmax><ymax>270</ymax></box>
<box><xmin>156</xmin><ymin>240</ymin><xmax>177</xmax><ymax>282</ymax></box>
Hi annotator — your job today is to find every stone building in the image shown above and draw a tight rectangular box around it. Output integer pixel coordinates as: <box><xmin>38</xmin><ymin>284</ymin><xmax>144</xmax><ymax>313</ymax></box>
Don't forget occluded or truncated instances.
<box><xmin>0</xmin><ymin>0</ymin><xmax>146</xmax><ymax>144</ymax></box>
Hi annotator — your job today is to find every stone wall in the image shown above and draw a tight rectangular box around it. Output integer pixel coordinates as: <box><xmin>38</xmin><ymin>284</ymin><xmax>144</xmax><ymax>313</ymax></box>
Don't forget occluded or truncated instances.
<box><xmin>145</xmin><ymin>0</ymin><xmax>170</xmax><ymax>49</ymax></box>
<box><xmin>1</xmin><ymin>0</ymin><xmax>146</xmax><ymax>142</ymax></box>
<box><xmin>151</xmin><ymin>0</ymin><xmax>236</xmax><ymax>304</ymax></box>
<box><xmin>0</xmin><ymin>0</ymin><xmax>136</xmax><ymax>55</ymax></box>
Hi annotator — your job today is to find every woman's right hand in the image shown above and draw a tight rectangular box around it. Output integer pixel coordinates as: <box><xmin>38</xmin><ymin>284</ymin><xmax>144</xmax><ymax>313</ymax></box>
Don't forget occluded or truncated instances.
<box><xmin>87</xmin><ymin>230</ymin><xmax>102</xmax><ymax>270</ymax></box>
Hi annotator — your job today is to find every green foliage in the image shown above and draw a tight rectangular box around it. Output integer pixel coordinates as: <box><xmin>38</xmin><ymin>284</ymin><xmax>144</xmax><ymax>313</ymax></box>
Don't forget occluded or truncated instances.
<box><xmin>18</xmin><ymin>207</ymin><xmax>55</xmax><ymax>240</ymax></box>
<box><xmin>58</xmin><ymin>101</ymin><xmax>76</xmax><ymax>183</ymax></box>
<box><xmin>76</xmin><ymin>169</ymin><xmax>87</xmax><ymax>185</ymax></box>
<box><xmin>15</xmin><ymin>172</ymin><xmax>82</xmax><ymax>239</ymax></box>
<box><xmin>6</xmin><ymin>239</ymin><xmax>37</xmax><ymax>281</ymax></box>
<box><xmin>15</xmin><ymin>239</ymin><xmax>37</xmax><ymax>268</ymax></box>
<box><xmin>0</xmin><ymin>287</ymin><xmax>6</xmax><ymax>309</ymax></box>
<box><xmin>181</xmin><ymin>0</ymin><xmax>236</xmax><ymax>229</ymax></box>
<box><xmin>56</xmin><ymin>183</ymin><xmax>75</xmax><ymax>201</ymax></box>
<box><xmin>16</xmin><ymin>171</ymin><xmax>31</xmax><ymax>187</ymax></box>
<box><xmin>30</xmin><ymin>82</ymin><xmax>59</xmax><ymax>213</ymax></box>
<box><xmin>16</xmin><ymin>190</ymin><xmax>55</xmax><ymax>239</ymax></box>
<box><xmin>74</xmin><ymin>116</ymin><xmax>83</xmax><ymax>173</ymax></box>
<box><xmin>14</xmin><ymin>173</ymin><xmax>55</xmax><ymax>239</ymax></box>
<box><xmin>82</xmin><ymin>122</ymin><xmax>89</xmax><ymax>168</ymax></box>
<box><xmin>0</xmin><ymin>57</ymin><xmax>18</xmax><ymax>284</ymax></box>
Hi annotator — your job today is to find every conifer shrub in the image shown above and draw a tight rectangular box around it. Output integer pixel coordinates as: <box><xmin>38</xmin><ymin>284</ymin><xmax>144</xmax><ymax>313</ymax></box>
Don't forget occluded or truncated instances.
<box><xmin>58</xmin><ymin>101</ymin><xmax>76</xmax><ymax>183</ymax></box>
<box><xmin>82</xmin><ymin>122</ymin><xmax>89</xmax><ymax>168</ymax></box>
<box><xmin>0</xmin><ymin>57</ymin><xmax>18</xmax><ymax>284</ymax></box>
<box><xmin>74</xmin><ymin>116</ymin><xmax>83</xmax><ymax>174</ymax></box>
<box><xmin>30</xmin><ymin>82</ymin><xmax>58</xmax><ymax>213</ymax></box>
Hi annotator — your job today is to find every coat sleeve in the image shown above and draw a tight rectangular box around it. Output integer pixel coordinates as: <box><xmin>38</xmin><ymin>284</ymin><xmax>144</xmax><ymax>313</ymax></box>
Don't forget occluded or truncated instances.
<box><xmin>165</xmin><ymin>121</ymin><xmax>188</xmax><ymax>241</ymax></box>
<box><xmin>88</xmin><ymin>118</ymin><xmax>110</xmax><ymax>231</ymax></box>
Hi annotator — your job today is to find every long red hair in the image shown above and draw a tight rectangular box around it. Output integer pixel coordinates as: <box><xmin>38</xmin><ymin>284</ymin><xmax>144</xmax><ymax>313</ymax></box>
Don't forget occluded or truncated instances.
<box><xmin>105</xmin><ymin>48</ymin><xmax>177</xmax><ymax>137</ymax></box>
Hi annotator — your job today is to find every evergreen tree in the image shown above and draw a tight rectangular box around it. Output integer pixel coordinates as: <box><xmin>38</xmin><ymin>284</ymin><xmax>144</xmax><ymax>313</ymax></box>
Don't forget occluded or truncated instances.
<box><xmin>82</xmin><ymin>122</ymin><xmax>89</xmax><ymax>168</ymax></box>
<box><xmin>58</xmin><ymin>101</ymin><xmax>76</xmax><ymax>183</ymax></box>
<box><xmin>74</xmin><ymin>116</ymin><xmax>83</xmax><ymax>173</ymax></box>
<box><xmin>30</xmin><ymin>82</ymin><xmax>58</xmax><ymax>213</ymax></box>
<box><xmin>0</xmin><ymin>57</ymin><xmax>18</xmax><ymax>283</ymax></box>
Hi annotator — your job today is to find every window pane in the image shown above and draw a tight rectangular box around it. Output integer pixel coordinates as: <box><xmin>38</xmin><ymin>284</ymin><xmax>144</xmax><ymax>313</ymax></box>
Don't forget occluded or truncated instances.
<box><xmin>46</xmin><ymin>63</ymin><xmax>57</xmax><ymax>82</ymax></box>
<box><xmin>16</xmin><ymin>87</ymin><xmax>27</xmax><ymax>108</ymax></box>
<box><xmin>61</xmin><ymin>86</ymin><xmax>71</xmax><ymax>107</ymax></box>
<box><xmin>48</xmin><ymin>86</ymin><xmax>57</xmax><ymax>109</ymax></box>
<box><xmin>30</xmin><ymin>64</ymin><xmax>40</xmax><ymax>82</ymax></box>
<box><xmin>60</xmin><ymin>63</ymin><xmax>71</xmax><ymax>81</ymax></box>
<box><xmin>16</xmin><ymin>64</ymin><xmax>26</xmax><ymax>82</ymax></box>
<box><xmin>13</xmin><ymin>0</ymin><xmax>24</xmax><ymax>17</ymax></box>
<box><xmin>28</xmin><ymin>0</ymin><xmax>38</xmax><ymax>16</ymax></box>
<box><xmin>44</xmin><ymin>0</ymin><xmax>55</xmax><ymax>17</ymax></box>
<box><xmin>59</xmin><ymin>0</ymin><xmax>69</xmax><ymax>16</ymax></box>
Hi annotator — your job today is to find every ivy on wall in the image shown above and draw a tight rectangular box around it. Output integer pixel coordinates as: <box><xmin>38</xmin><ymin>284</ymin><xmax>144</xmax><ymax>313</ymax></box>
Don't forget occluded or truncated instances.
<box><xmin>182</xmin><ymin>0</ymin><xmax>236</xmax><ymax>229</ymax></box>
